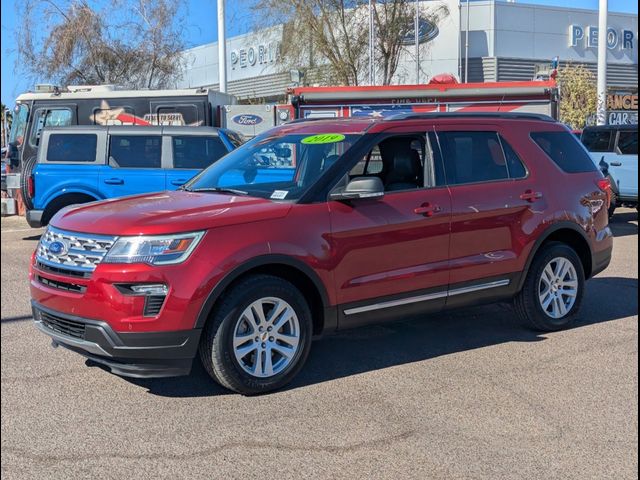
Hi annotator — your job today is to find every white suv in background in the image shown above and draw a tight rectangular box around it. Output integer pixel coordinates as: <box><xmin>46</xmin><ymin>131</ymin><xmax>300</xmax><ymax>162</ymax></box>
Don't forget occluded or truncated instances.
<box><xmin>581</xmin><ymin>125</ymin><xmax>638</xmax><ymax>217</ymax></box>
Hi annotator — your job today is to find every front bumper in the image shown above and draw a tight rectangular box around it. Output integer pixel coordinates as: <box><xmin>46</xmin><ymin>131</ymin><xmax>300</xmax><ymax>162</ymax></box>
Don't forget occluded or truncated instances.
<box><xmin>32</xmin><ymin>301</ymin><xmax>201</xmax><ymax>378</ymax></box>
<box><xmin>26</xmin><ymin>209</ymin><xmax>44</xmax><ymax>228</ymax></box>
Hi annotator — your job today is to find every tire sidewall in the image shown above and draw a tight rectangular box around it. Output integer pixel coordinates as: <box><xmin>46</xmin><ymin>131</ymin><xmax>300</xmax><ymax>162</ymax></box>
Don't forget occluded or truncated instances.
<box><xmin>20</xmin><ymin>156</ymin><xmax>37</xmax><ymax>210</ymax></box>
<box><xmin>528</xmin><ymin>244</ymin><xmax>585</xmax><ymax>329</ymax></box>
<box><xmin>208</xmin><ymin>276</ymin><xmax>312</xmax><ymax>394</ymax></box>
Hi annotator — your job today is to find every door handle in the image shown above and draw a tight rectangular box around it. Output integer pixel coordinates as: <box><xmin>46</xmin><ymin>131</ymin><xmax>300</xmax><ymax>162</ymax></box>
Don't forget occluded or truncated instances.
<box><xmin>171</xmin><ymin>179</ymin><xmax>188</xmax><ymax>186</ymax></box>
<box><xmin>414</xmin><ymin>203</ymin><xmax>442</xmax><ymax>217</ymax></box>
<box><xmin>519</xmin><ymin>190</ymin><xmax>543</xmax><ymax>202</ymax></box>
<box><xmin>104</xmin><ymin>178</ymin><xmax>124</xmax><ymax>185</ymax></box>
<box><xmin>609</xmin><ymin>161</ymin><xmax>622</xmax><ymax>166</ymax></box>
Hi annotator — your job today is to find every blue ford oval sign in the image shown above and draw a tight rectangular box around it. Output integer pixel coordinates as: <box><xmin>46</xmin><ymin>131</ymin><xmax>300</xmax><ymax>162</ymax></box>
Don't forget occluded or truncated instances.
<box><xmin>401</xmin><ymin>18</ymin><xmax>439</xmax><ymax>46</ymax></box>
<box><xmin>232</xmin><ymin>114</ymin><xmax>264</xmax><ymax>126</ymax></box>
<box><xmin>48</xmin><ymin>241</ymin><xmax>67</xmax><ymax>256</ymax></box>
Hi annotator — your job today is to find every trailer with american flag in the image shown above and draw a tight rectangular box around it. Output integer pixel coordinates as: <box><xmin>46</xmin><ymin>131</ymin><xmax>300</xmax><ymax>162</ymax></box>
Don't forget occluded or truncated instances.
<box><xmin>275</xmin><ymin>77</ymin><xmax>559</xmax><ymax>124</ymax></box>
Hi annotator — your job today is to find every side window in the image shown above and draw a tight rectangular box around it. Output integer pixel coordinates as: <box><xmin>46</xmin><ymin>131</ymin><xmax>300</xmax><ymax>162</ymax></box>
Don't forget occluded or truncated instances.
<box><xmin>29</xmin><ymin>109</ymin><xmax>73</xmax><ymax>146</ymax></box>
<box><xmin>617</xmin><ymin>131</ymin><xmax>638</xmax><ymax>155</ymax></box>
<box><xmin>581</xmin><ymin>130</ymin><xmax>612</xmax><ymax>152</ymax></box>
<box><xmin>499</xmin><ymin>136</ymin><xmax>527</xmax><ymax>179</ymax></box>
<box><xmin>349</xmin><ymin>145</ymin><xmax>384</xmax><ymax>177</ymax></box>
<box><xmin>150</xmin><ymin>105</ymin><xmax>199</xmax><ymax>126</ymax></box>
<box><xmin>108</xmin><ymin>135</ymin><xmax>161</xmax><ymax>168</ymax></box>
<box><xmin>172</xmin><ymin>136</ymin><xmax>228</xmax><ymax>169</ymax></box>
<box><xmin>46</xmin><ymin>134</ymin><xmax>98</xmax><ymax>163</ymax></box>
<box><xmin>438</xmin><ymin>131</ymin><xmax>509</xmax><ymax>185</ymax></box>
<box><xmin>531</xmin><ymin>131</ymin><xmax>598</xmax><ymax>173</ymax></box>
<box><xmin>350</xmin><ymin>135</ymin><xmax>425</xmax><ymax>192</ymax></box>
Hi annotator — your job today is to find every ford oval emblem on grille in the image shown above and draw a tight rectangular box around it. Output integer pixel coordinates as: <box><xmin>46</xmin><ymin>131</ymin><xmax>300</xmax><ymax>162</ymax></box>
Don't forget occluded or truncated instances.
<box><xmin>232</xmin><ymin>114</ymin><xmax>263</xmax><ymax>126</ymax></box>
<box><xmin>48</xmin><ymin>241</ymin><xmax>68</xmax><ymax>256</ymax></box>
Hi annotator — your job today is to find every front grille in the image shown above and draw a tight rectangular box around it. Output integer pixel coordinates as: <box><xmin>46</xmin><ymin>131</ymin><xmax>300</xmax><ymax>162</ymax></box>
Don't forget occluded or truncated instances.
<box><xmin>36</xmin><ymin>227</ymin><xmax>117</xmax><ymax>274</ymax></box>
<box><xmin>40</xmin><ymin>311</ymin><xmax>86</xmax><ymax>339</ymax></box>
<box><xmin>143</xmin><ymin>295</ymin><xmax>166</xmax><ymax>317</ymax></box>
<box><xmin>37</xmin><ymin>275</ymin><xmax>87</xmax><ymax>293</ymax></box>
<box><xmin>36</xmin><ymin>261</ymin><xmax>91</xmax><ymax>278</ymax></box>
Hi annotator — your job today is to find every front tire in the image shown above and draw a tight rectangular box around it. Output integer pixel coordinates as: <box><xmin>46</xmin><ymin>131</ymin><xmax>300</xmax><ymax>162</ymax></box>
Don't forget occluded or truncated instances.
<box><xmin>199</xmin><ymin>275</ymin><xmax>313</xmax><ymax>395</ymax></box>
<box><xmin>608</xmin><ymin>192</ymin><xmax>617</xmax><ymax>218</ymax></box>
<box><xmin>515</xmin><ymin>242</ymin><xmax>585</xmax><ymax>331</ymax></box>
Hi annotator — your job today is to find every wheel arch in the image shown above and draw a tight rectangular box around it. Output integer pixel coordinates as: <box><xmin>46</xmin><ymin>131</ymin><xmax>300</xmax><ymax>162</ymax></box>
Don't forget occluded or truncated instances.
<box><xmin>41</xmin><ymin>191</ymin><xmax>100</xmax><ymax>225</ymax></box>
<box><xmin>518</xmin><ymin>222</ymin><xmax>593</xmax><ymax>291</ymax></box>
<box><xmin>194</xmin><ymin>255</ymin><xmax>336</xmax><ymax>336</ymax></box>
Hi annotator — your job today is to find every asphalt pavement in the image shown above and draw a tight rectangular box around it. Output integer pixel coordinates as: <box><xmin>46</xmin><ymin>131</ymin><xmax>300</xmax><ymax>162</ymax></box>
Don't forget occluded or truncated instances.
<box><xmin>1</xmin><ymin>211</ymin><xmax>638</xmax><ymax>479</ymax></box>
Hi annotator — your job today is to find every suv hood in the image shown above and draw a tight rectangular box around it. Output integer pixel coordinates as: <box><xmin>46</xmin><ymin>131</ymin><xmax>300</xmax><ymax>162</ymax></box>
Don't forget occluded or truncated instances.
<box><xmin>50</xmin><ymin>190</ymin><xmax>292</xmax><ymax>236</ymax></box>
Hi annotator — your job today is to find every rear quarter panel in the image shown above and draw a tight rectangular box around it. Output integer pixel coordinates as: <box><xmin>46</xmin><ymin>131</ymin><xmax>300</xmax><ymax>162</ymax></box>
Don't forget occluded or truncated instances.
<box><xmin>33</xmin><ymin>164</ymin><xmax>102</xmax><ymax>210</ymax></box>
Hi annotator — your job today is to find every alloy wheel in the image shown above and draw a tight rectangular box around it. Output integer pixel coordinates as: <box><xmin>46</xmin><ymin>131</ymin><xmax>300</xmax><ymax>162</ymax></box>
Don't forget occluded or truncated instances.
<box><xmin>538</xmin><ymin>257</ymin><xmax>579</xmax><ymax>319</ymax></box>
<box><xmin>232</xmin><ymin>297</ymin><xmax>301</xmax><ymax>378</ymax></box>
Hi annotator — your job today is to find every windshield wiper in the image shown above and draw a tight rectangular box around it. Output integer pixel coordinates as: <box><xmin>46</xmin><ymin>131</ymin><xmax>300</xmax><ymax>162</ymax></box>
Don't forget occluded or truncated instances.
<box><xmin>185</xmin><ymin>187</ymin><xmax>249</xmax><ymax>196</ymax></box>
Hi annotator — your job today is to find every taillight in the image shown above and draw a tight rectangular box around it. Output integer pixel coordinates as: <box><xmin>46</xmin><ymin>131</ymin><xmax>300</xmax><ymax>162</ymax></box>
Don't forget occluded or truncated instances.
<box><xmin>596</xmin><ymin>178</ymin><xmax>611</xmax><ymax>207</ymax></box>
<box><xmin>28</xmin><ymin>175</ymin><xmax>35</xmax><ymax>198</ymax></box>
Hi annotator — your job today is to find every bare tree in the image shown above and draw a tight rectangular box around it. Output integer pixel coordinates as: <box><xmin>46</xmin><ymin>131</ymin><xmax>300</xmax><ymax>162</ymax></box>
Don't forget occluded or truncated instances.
<box><xmin>254</xmin><ymin>0</ymin><xmax>450</xmax><ymax>86</ymax></box>
<box><xmin>16</xmin><ymin>0</ymin><xmax>187</xmax><ymax>89</ymax></box>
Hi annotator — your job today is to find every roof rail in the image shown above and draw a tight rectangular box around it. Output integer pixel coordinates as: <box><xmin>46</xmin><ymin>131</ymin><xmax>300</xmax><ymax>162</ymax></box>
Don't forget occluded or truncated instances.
<box><xmin>384</xmin><ymin>112</ymin><xmax>556</xmax><ymax>122</ymax></box>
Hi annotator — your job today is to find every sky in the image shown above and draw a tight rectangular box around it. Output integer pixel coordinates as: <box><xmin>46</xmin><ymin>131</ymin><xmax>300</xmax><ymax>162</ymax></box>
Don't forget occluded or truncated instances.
<box><xmin>1</xmin><ymin>0</ymin><xmax>637</xmax><ymax>107</ymax></box>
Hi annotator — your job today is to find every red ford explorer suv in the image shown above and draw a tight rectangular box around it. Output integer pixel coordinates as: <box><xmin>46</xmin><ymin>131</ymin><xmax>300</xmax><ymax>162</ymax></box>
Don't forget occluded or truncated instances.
<box><xmin>30</xmin><ymin>113</ymin><xmax>613</xmax><ymax>394</ymax></box>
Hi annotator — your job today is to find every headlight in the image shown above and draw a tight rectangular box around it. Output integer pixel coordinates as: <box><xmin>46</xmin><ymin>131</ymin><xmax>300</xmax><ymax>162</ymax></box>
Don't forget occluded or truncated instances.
<box><xmin>103</xmin><ymin>231</ymin><xmax>205</xmax><ymax>265</ymax></box>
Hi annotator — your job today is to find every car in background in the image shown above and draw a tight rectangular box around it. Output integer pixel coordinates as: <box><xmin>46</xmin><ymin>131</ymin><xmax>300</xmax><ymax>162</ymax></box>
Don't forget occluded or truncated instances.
<box><xmin>581</xmin><ymin>125</ymin><xmax>638</xmax><ymax>217</ymax></box>
<box><xmin>25</xmin><ymin>126</ymin><xmax>244</xmax><ymax>227</ymax></box>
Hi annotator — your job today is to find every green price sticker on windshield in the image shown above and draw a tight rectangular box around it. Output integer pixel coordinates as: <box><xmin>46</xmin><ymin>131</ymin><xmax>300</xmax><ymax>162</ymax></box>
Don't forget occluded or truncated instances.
<box><xmin>301</xmin><ymin>133</ymin><xmax>346</xmax><ymax>145</ymax></box>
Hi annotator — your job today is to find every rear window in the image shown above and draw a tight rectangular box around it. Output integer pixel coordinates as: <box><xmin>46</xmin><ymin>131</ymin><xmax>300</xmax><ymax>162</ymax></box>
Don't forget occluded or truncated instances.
<box><xmin>46</xmin><ymin>134</ymin><xmax>97</xmax><ymax>162</ymax></box>
<box><xmin>617</xmin><ymin>131</ymin><xmax>638</xmax><ymax>155</ymax></box>
<box><xmin>172</xmin><ymin>136</ymin><xmax>228</xmax><ymax>169</ymax></box>
<box><xmin>109</xmin><ymin>135</ymin><xmax>161</xmax><ymax>168</ymax></box>
<box><xmin>581</xmin><ymin>130</ymin><xmax>612</xmax><ymax>152</ymax></box>
<box><xmin>530</xmin><ymin>131</ymin><xmax>597</xmax><ymax>173</ymax></box>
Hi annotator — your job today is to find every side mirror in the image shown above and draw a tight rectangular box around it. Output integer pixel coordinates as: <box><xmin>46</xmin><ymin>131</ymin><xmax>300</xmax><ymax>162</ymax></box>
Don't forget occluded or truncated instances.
<box><xmin>599</xmin><ymin>155</ymin><xmax>609</xmax><ymax>175</ymax></box>
<box><xmin>329</xmin><ymin>176</ymin><xmax>385</xmax><ymax>201</ymax></box>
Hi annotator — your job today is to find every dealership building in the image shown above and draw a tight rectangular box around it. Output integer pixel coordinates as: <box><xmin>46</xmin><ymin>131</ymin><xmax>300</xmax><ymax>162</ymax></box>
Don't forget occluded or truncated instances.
<box><xmin>177</xmin><ymin>0</ymin><xmax>638</xmax><ymax>103</ymax></box>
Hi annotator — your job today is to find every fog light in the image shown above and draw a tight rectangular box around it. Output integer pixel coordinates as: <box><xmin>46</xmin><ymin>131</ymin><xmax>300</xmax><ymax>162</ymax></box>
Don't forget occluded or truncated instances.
<box><xmin>129</xmin><ymin>284</ymin><xmax>168</xmax><ymax>296</ymax></box>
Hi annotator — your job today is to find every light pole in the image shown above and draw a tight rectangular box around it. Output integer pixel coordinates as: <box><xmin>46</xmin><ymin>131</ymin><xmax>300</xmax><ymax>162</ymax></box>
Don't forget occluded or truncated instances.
<box><xmin>596</xmin><ymin>0</ymin><xmax>608</xmax><ymax>125</ymax></box>
<box><xmin>415</xmin><ymin>0</ymin><xmax>420</xmax><ymax>84</ymax></box>
<box><xmin>217</xmin><ymin>0</ymin><xmax>227</xmax><ymax>93</ymax></box>
<box><xmin>369</xmin><ymin>0</ymin><xmax>376</xmax><ymax>85</ymax></box>
<box><xmin>465</xmin><ymin>0</ymin><xmax>470</xmax><ymax>83</ymax></box>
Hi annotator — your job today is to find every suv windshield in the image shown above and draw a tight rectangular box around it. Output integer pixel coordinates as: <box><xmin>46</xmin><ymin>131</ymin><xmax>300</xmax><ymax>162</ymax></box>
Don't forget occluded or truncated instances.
<box><xmin>184</xmin><ymin>132</ymin><xmax>360</xmax><ymax>200</ymax></box>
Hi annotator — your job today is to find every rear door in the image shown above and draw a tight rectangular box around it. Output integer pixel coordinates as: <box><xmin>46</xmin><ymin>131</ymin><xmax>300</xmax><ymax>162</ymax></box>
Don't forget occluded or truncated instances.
<box><xmin>434</xmin><ymin>125</ymin><xmax>538</xmax><ymax>296</ymax></box>
<box><xmin>612</xmin><ymin>130</ymin><xmax>638</xmax><ymax>200</ymax></box>
<box><xmin>99</xmin><ymin>133</ymin><xmax>165</xmax><ymax>198</ymax></box>
<box><xmin>166</xmin><ymin>134</ymin><xmax>230</xmax><ymax>189</ymax></box>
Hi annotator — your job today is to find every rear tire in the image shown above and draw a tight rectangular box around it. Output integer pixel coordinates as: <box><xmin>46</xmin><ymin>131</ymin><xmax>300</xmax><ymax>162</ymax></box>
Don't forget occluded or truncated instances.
<box><xmin>20</xmin><ymin>156</ymin><xmax>37</xmax><ymax>210</ymax></box>
<box><xmin>199</xmin><ymin>275</ymin><xmax>313</xmax><ymax>395</ymax></box>
<box><xmin>515</xmin><ymin>242</ymin><xmax>585</xmax><ymax>331</ymax></box>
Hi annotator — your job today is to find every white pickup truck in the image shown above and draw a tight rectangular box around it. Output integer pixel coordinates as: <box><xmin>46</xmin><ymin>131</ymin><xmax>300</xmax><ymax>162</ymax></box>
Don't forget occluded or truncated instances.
<box><xmin>581</xmin><ymin>125</ymin><xmax>638</xmax><ymax>217</ymax></box>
